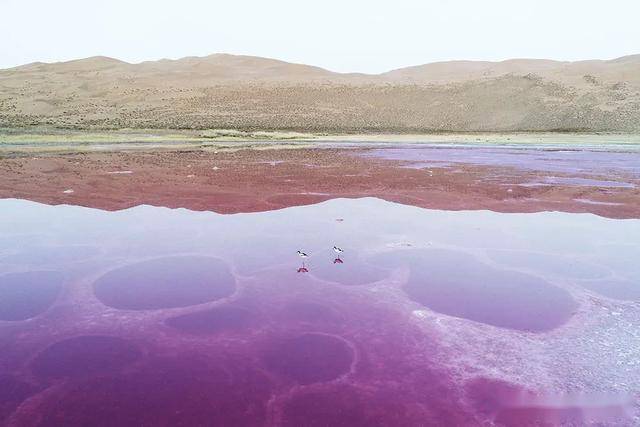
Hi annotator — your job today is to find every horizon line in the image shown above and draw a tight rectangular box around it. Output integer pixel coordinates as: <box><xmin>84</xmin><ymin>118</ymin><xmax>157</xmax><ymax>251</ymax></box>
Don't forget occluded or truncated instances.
<box><xmin>4</xmin><ymin>52</ymin><xmax>639</xmax><ymax>75</ymax></box>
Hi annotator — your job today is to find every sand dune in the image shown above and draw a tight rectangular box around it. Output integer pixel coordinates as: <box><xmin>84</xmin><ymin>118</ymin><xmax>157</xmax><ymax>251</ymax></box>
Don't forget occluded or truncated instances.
<box><xmin>382</xmin><ymin>56</ymin><xmax>640</xmax><ymax>86</ymax></box>
<box><xmin>1</xmin><ymin>54</ymin><xmax>639</xmax><ymax>132</ymax></box>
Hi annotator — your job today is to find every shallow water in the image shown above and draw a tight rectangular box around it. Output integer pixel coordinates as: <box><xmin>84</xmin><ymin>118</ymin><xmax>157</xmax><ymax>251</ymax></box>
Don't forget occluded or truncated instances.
<box><xmin>365</xmin><ymin>146</ymin><xmax>640</xmax><ymax>178</ymax></box>
<box><xmin>1</xmin><ymin>197</ymin><xmax>639</xmax><ymax>425</ymax></box>
<box><xmin>520</xmin><ymin>176</ymin><xmax>636</xmax><ymax>188</ymax></box>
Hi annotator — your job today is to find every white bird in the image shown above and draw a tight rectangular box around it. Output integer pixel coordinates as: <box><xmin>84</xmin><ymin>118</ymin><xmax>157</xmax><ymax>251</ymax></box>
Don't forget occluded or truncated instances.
<box><xmin>296</xmin><ymin>250</ymin><xmax>310</xmax><ymax>272</ymax></box>
<box><xmin>333</xmin><ymin>246</ymin><xmax>344</xmax><ymax>264</ymax></box>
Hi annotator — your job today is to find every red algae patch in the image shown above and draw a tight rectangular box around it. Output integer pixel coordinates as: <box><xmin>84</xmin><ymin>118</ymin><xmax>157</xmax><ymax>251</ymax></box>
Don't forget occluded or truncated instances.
<box><xmin>93</xmin><ymin>256</ymin><xmax>235</xmax><ymax>310</ymax></box>
<box><xmin>31</xmin><ymin>336</ymin><xmax>141</xmax><ymax>380</ymax></box>
<box><xmin>375</xmin><ymin>249</ymin><xmax>576</xmax><ymax>332</ymax></box>
<box><xmin>262</xmin><ymin>333</ymin><xmax>353</xmax><ymax>385</ymax></box>
<box><xmin>0</xmin><ymin>271</ymin><xmax>63</xmax><ymax>321</ymax></box>
<box><xmin>265</xmin><ymin>193</ymin><xmax>331</xmax><ymax>208</ymax></box>
<box><xmin>165</xmin><ymin>306</ymin><xmax>252</xmax><ymax>335</ymax></box>
<box><xmin>26</xmin><ymin>359</ymin><xmax>272</xmax><ymax>427</ymax></box>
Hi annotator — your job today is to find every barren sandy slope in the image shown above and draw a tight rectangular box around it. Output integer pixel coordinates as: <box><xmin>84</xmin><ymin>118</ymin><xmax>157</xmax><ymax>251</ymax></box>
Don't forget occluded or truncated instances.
<box><xmin>1</xmin><ymin>54</ymin><xmax>639</xmax><ymax>132</ymax></box>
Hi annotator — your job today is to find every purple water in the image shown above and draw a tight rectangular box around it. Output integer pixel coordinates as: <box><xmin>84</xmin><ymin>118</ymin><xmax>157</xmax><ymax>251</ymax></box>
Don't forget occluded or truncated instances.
<box><xmin>166</xmin><ymin>305</ymin><xmax>253</xmax><ymax>335</ymax></box>
<box><xmin>1</xmin><ymin>197</ymin><xmax>639</xmax><ymax>425</ymax></box>
<box><xmin>365</xmin><ymin>145</ymin><xmax>640</xmax><ymax>175</ymax></box>
<box><xmin>93</xmin><ymin>256</ymin><xmax>236</xmax><ymax>310</ymax></box>
<box><xmin>31</xmin><ymin>335</ymin><xmax>141</xmax><ymax>380</ymax></box>
<box><xmin>262</xmin><ymin>333</ymin><xmax>354</xmax><ymax>385</ymax></box>
<box><xmin>373</xmin><ymin>249</ymin><xmax>576</xmax><ymax>332</ymax></box>
<box><xmin>0</xmin><ymin>271</ymin><xmax>64</xmax><ymax>321</ymax></box>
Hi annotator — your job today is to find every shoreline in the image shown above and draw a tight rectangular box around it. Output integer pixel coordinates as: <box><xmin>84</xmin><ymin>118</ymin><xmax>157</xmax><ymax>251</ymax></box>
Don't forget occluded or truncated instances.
<box><xmin>2</xmin><ymin>129</ymin><xmax>640</xmax><ymax>155</ymax></box>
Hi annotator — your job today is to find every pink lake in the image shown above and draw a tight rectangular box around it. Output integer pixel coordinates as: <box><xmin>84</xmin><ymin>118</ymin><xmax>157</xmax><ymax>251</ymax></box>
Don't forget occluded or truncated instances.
<box><xmin>1</xmin><ymin>197</ymin><xmax>639</xmax><ymax>426</ymax></box>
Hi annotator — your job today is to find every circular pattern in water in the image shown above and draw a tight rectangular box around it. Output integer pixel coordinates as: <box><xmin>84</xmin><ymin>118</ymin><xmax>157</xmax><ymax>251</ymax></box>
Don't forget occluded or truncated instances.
<box><xmin>262</xmin><ymin>333</ymin><xmax>353</xmax><ymax>385</ymax></box>
<box><xmin>26</xmin><ymin>359</ymin><xmax>271</xmax><ymax>427</ymax></box>
<box><xmin>93</xmin><ymin>256</ymin><xmax>236</xmax><ymax>310</ymax></box>
<box><xmin>486</xmin><ymin>250</ymin><xmax>610</xmax><ymax>280</ymax></box>
<box><xmin>0</xmin><ymin>271</ymin><xmax>64</xmax><ymax>321</ymax></box>
<box><xmin>31</xmin><ymin>335</ymin><xmax>141</xmax><ymax>380</ymax></box>
<box><xmin>165</xmin><ymin>306</ymin><xmax>252</xmax><ymax>334</ymax></box>
<box><xmin>375</xmin><ymin>249</ymin><xmax>576</xmax><ymax>332</ymax></box>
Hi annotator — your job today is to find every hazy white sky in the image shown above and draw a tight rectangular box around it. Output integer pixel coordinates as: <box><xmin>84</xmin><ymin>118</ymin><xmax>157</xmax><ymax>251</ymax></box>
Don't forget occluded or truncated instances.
<box><xmin>2</xmin><ymin>0</ymin><xmax>639</xmax><ymax>72</ymax></box>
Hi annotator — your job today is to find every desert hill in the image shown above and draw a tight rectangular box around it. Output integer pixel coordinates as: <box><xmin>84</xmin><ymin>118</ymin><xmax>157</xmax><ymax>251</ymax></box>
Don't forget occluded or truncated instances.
<box><xmin>1</xmin><ymin>54</ymin><xmax>639</xmax><ymax>132</ymax></box>
<box><xmin>382</xmin><ymin>56</ymin><xmax>640</xmax><ymax>86</ymax></box>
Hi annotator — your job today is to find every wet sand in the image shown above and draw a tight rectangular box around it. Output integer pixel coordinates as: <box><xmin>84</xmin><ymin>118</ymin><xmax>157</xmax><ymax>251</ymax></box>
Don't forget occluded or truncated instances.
<box><xmin>0</xmin><ymin>144</ymin><xmax>638</xmax><ymax>219</ymax></box>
